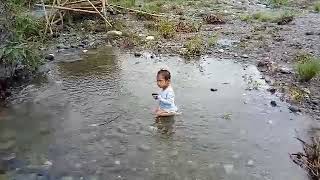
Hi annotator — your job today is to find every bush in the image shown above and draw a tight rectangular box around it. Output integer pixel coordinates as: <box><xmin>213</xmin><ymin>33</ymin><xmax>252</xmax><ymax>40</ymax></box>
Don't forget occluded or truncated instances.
<box><xmin>315</xmin><ymin>1</ymin><xmax>320</xmax><ymax>12</ymax></box>
<box><xmin>157</xmin><ymin>20</ymin><xmax>176</xmax><ymax>39</ymax></box>
<box><xmin>184</xmin><ymin>36</ymin><xmax>204</xmax><ymax>56</ymax></box>
<box><xmin>14</xmin><ymin>14</ymin><xmax>43</xmax><ymax>40</ymax></box>
<box><xmin>0</xmin><ymin>42</ymin><xmax>42</xmax><ymax>71</ymax></box>
<box><xmin>296</xmin><ymin>57</ymin><xmax>320</xmax><ymax>82</ymax></box>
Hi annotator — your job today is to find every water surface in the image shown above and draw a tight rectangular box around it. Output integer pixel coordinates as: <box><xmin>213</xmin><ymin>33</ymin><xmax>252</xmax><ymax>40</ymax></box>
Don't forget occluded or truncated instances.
<box><xmin>0</xmin><ymin>47</ymin><xmax>311</xmax><ymax>180</ymax></box>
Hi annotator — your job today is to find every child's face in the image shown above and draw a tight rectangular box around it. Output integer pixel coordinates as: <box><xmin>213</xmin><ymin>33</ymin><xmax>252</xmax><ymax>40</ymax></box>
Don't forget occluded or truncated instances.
<box><xmin>157</xmin><ymin>75</ymin><xmax>170</xmax><ymax>89</ymax></box>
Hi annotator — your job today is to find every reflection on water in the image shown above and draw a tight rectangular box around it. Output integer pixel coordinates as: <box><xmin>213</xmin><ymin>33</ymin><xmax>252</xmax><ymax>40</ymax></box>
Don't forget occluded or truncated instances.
<box><xmin>0</xmin><ymin>47</ymin><xmax>313</xmax><ymax>180</ymax></box>
<box><xmin>58</xmin><ymin>47</ymin><xmax>118</xmax><ymax>77</ymax></box>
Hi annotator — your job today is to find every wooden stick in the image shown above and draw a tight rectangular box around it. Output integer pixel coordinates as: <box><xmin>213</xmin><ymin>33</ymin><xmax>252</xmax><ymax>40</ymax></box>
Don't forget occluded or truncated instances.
<box><xmin>102</xmin><ymin>0</ymin><xmax>107</xmax><ymax>17</ymax></box>
<box><xmin>110</xmin><ymin>4</ymin><xmax>163</xmax><ymax>17</ymax></box>
<box><xmin>65</xmin><ymin>0</ymin><xmax>100</xmax><ymax>5</ymax></box>
<box><xmin>41</xmin><ymin>0</ymin><xmax>53</xmax><ymax>35</ymax></box>
<box><xmin>86</xmin><ymin>0</ymin><xmax>112</xmax><ymax>26</ymax></box>
<box><xmin>49</xmin><ymin>0</ymin><xmax>58</xmax><ymax>27</ymax></box>
<box><xmin>35</xmin><ymin>4</ymin><xmax>100</xmax><ymax>14</ymax></box>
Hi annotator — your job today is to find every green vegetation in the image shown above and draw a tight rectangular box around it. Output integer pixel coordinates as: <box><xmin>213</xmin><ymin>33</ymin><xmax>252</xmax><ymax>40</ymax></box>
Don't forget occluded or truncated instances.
<box><xmin>0</xmin><ymin>42</ymin><xmax>41</xmax><ymax>71</ymax></box>
<box><xmin>314</xmin><ymin>1</ymin><xmax>320</xmax><ymax>12</ymax></box>
<box><xmin>143</xmin><ymin>1</ymin><xmax>165</xmax><ymax>13</ymax></box>
<box><xmin>110</xmin><ymin>0</ymin><xmax>136</xmax><ymax>7</ymax></box>
<box><xmin>14</xmin><ymin>14</ymin><xmax>44</xmax><ymax>40</ymax></box>
<box><xmin>157</xmin><ymin>20</ymin><xmax>176</xmax><ymax>39</ymax></box>
<box><xmin>208</xmin><ymin>33</ymin><xmax>219</xmax><ymax>47</ymax></box>
<box><xmin>241</xmin><ymin>10</ymin><xmax>294</xmax><ymax>24</ymax></box>
<box><xmin>295</xmin><ymin>56</ymin><xmax>320</xmax><ymax>82</ymax></box>
<box><xmin>184</xmin><ymin>36</ymin><xmax>205</xmax><ymax>56</ymax></box>
<box><xmin>268</xmin><ymin>0</ymin><xmax>289</xmax><ymax>6</ymax></box>
<box><xmin>1</xmin><ymin>0</ymin><xmax>44</xmax><ymax>73</ymax></box>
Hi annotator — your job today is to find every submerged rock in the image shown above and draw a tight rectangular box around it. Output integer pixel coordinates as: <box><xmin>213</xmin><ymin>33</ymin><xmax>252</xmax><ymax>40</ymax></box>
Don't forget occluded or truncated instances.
<box><xmin>134</xmin><ymin>52</ymin><xmax>142</xmax><ymax>57</ymax></box>
<box><xmin>270</xmin><ymin>101</ymin><xmax>277</xmax><ymax>107</ymax></box>
<box><xmin>289</xmin><ymin>105</ymin><xmax>301</xmax><ymax>113</ymax></box>
<box><xmin>247</xmin><ymin>160</ymin><xmax>254</xmax><ymax>167</ymax></box>
<box><xmin>241</xmin><ymin>54</ymin><xmax>249</xmax><ymax>58</ymax></box>
<box><xmin>267</xmin><ymin>88</ymin><xmax>276</xmax><ymax>94</ymax></box>
<box><xmin>45</xmin><ymin>54</ymin><xmax>55</xmax><ymax>61</ymax></box>
<box><xmin>210</xmin><ymin>88</ymin><xmax>218</xmax><ymax>92</ymax></box>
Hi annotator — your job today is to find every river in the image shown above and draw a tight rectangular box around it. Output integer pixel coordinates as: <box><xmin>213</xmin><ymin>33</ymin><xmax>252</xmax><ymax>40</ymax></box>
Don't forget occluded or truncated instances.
<box><xmin>0</xmin><ymin>47</ymin><xmax>312</xmax><ymax>180</ymax></box>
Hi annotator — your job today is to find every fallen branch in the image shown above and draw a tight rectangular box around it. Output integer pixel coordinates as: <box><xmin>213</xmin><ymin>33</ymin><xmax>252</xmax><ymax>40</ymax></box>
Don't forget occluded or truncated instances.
<box><xmin>35</xmin><ymin>4</ymin><xmax>100</xmax><ymax>14</ymax></box>
<box><xmin>110</xmin><ymin>4</ymin><xmax>164</xmax><ymax>17</ymax></box>
<box><xmin>86</xmin><ymin>0</ymin><xmax>112</xmax><ymax>27</ymax></box>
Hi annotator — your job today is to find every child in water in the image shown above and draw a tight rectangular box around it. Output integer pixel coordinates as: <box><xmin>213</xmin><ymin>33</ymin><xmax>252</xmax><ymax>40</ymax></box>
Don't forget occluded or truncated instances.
<box><xmin>153</xmin><ymin>69</ymin><xmax>178</xmax><ymax>117</ymax></box>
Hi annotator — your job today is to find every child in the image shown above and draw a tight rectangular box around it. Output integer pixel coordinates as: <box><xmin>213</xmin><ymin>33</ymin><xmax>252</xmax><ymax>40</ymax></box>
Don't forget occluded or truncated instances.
<box><xmin>153</xmin><ymin>69</ymin><xmax>178</xmax><ymax>117</ymax></box>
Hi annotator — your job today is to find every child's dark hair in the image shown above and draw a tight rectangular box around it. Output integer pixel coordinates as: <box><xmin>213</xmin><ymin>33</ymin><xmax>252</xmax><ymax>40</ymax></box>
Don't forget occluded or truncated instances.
<box><xmin>157</xmin><ymin>69</ymin><xmax>171</xmax><ymax>80</ymax></box>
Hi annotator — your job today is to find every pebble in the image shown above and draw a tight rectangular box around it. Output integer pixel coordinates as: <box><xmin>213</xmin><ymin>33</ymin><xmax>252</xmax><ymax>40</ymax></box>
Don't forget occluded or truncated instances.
<box><xmin>247</xmin><ymin>160</ymin><xmax>254</xmax><ymax>167</ymax></box>
<box><xmin>115</xmin><ymin>160</ymin><xmax>120</xmax><ymax>165</ymax></box>
<box><xmin>106</xmin><ymin>30</ymin><xmax>123</xmax><ymax>36</ymax></box>
<box><xmin>267</xmin><ymin>120</ymin><xmax>273</xmax><ymax>125</ymax></box>
<box><xmin>279</xmin><ymin>67</ymin><xmax>292</xmax><ymax>74</ymax></box>
<box><xmin>82</xmin><ymin>50</ymin><xmax>88</xmax><ymax>53</ymax></box>
<box><xmin>134</xmin><ymin>52</ymin><xmax>142</xmax><ymax>57</ymax></box>
<box><xmin>137</xmin><ymin>144</ymin><xmax>151</xmax><ymax>152</ymax></box>
<box><xmin>241</xmin><ymin>54</ymin><xmax>249</xmax><ymax>58</ymax></box>
<box><xmin>218</xmin><ymin>49</ymin><xmax>224</xmax><ymax>53</ymax></box>
<box><xmin>210</xmin><ymin>88</ymin><xmax>218</xmax><ymax>92</ymax></box>
<box><xmin>305</xmin><ymin>32</ymin><xmax>314</xmax><ymax>35</ymax></box>
<box><xmin>270</xmin><ymin>101</ymin><xmax>277</xmax><ymax>107</ymax></box>
<box><xmin>289</xmin><ymin>105</ymin><xmax>301</xmax><ymax>113</ymax></box>
<box><xmin>267</xmin><ymin>88</ymin><xmax>276</xmax><ymax>94</ymax></box>
<box><xmin>43</xmin><ymin>160</ymin><xmax>53</xmax><ymax>169</ymax></box>
<box><xmin>146</xmin><ymin>36</ymin><xmax>155</xmax><ymax>41</ymax></box>
<box><xmin>223</xmin><ymin>164</ymin><xmax>234</xmax><ymax>174</ymax></box>
<box><xmin>45</xmin><ymin>54</ymin><xmax>55</xmax><ymax>61</ymax></box>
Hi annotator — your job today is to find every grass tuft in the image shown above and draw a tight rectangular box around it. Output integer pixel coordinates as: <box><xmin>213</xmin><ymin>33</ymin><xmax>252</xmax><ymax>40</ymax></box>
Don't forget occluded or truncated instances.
<box><xmin>184</xmin><ymin>36</ymin><xmax>205</xmax><ymax>56</ymax></box>
<box><xmin>296</xmin><ymin>57</ymin><xmax>320</xmax><ymax>82</ymax></box>
<box><xmin>157</xmin><ymin>20</ymin><xmax>176</xmax><ymax>39</ymax></box>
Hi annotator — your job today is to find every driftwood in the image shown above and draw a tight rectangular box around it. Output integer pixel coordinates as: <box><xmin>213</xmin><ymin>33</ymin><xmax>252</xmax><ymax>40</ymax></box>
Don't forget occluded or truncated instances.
<box><xmin>110</xmin><ymin>4</ymin><xmax>164</xmax><ymax>17</ymax></box>
<box><xmin>36</xmin><ymin>0</ymin><xmax>163</xmax><ymax>33</ymax></box>
<box><xmin>290</xmin><ymin>137</ymin><xmax>320</xmax><ymax>180</ymax></box>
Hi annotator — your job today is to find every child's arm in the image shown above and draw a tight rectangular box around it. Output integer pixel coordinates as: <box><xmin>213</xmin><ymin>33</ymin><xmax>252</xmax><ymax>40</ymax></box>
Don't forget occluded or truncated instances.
<box><xmin>158</xmin><ymin>91</ymin><xmax>174</xmax><ymax>105</ymax></box>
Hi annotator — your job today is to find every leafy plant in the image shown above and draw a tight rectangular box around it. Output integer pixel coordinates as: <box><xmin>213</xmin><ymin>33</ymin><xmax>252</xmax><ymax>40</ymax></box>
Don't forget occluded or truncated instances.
<box><xmin>314</xmin><ymin>1</ymin><xmax>320</xmax><ymax>12</ymax></box>
<box><xmin>296</xmin><ymin>57</ymin><xmax>320</xmax><ymax>82</ymax></box>
<box><xmin>0</xmin><ymin>42</ymin><xmax>42</xmax><ymax>71</ymax></box>
<box><xmin>157</xmin><ymin>20</ymin><xmax>176</xmax><ymax>39</ymax></box>
<box><xmin>14</xmin><ymin>14</ymin><xmax>43</xmax><ymax>40</ymax></box>
<box><xmin>184</xmin><ymin>36</ymin><xmax>204</xmax><ymax>56</ymax></box>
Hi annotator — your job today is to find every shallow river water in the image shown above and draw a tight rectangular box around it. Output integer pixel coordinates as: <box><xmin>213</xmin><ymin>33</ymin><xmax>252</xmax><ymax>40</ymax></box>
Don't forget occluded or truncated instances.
<box><xmin>0</xmin><ymin>47</ymin><xmax>313</xmax><ymax>180</ymax></box>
